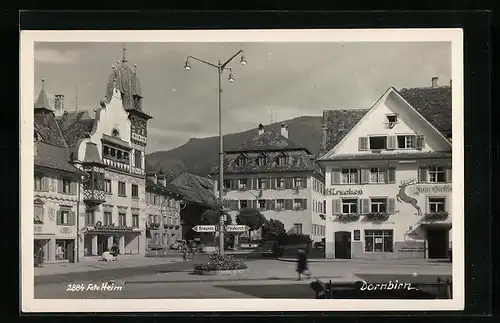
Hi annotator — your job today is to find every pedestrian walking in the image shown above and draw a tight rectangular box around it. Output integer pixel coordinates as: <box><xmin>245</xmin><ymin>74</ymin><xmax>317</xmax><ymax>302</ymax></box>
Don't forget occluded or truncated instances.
<box><xmin>182</xmin><ymin>243</ymin><xmax>189</xmax><ymax>261</ymax></box>
<box><xmin>296</xmin><ymin>247</ymin><xmax>311</xmax><ymax>281</ymax></box>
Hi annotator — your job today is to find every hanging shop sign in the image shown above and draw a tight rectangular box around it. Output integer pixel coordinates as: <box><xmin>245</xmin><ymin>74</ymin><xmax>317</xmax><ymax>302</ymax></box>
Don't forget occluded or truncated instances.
<box><xmin>326</xmin><ymin>187</ymin><xmax>363</xmax><ymax>196</ymax></box>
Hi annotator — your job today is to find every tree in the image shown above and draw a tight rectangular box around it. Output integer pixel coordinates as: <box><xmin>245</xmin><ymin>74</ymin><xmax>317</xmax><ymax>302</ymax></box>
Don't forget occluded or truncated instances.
<box><xmin>262</xmin><ymin>218</ymin><xmax>286</xmax><ymax>240</ymax></box>
<box><xmin>236</xmin><ymin>208</ymin><xmax>267</xmax><ymax>241</ymax></box>
<box><xmin>201</xmin><ymin>209</ymin><xmax>232</xmax><ymax>225</ymax></box>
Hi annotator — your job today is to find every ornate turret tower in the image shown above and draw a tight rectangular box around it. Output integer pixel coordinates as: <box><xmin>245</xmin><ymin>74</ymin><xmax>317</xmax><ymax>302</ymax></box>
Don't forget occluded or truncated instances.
<box><xmin>105</xmin><ymin>45</ymin><xmax>153</xmax><ymax>175</ymax></box>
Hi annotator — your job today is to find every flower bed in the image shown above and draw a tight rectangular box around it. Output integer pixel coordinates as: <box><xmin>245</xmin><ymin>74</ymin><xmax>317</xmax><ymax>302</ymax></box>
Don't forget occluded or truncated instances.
<box><xmin>193</xmin><ymin>252</ymin><xmax>247</xmax><ymax>275</ymax></box>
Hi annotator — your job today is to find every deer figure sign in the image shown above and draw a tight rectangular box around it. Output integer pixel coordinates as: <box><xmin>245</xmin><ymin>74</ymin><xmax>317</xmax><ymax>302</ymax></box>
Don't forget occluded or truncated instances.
<box><xmin>396</xmin><ymin>179</ymin><xmax>422</xmax><ymax>216</ymax></box>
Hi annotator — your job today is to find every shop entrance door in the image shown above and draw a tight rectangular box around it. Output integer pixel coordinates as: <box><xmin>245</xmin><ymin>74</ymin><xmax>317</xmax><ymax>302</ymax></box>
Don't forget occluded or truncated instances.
<box><xmin>427</xmin><ymin>229</ymin><xmax>448</xmax><ymax>259</ymax></box>
<box><xmin>334</xmin><ymin>231</ymin><xmax>352</xmax><ymax>259</ymax></box>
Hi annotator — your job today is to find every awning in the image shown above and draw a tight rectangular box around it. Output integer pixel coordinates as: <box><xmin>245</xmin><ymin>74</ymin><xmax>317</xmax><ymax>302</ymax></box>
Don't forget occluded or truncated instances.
<box><xmin>420</xmin><ymin>222</ymin><xmax>452</xmax><ymax>230</ymax></box>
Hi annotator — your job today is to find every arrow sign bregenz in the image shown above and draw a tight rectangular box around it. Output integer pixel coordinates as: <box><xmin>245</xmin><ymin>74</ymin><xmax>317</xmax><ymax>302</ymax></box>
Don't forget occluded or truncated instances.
<box><xmin>192</xmin><ymin>225</ymin><xmax>216</xmax><ymax>233</ymax></box>
<box><xmin>225</xmin><ymin>225</ymin><xmax>249</xmax><ymax>233</ymax></box>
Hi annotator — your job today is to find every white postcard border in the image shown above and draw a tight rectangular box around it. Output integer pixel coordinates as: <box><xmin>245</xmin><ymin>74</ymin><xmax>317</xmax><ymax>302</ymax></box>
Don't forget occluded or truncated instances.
<box><xmin>20</xmin><ymin>29</ymin><xmax>464</xmax><ymax>312</ymax></box>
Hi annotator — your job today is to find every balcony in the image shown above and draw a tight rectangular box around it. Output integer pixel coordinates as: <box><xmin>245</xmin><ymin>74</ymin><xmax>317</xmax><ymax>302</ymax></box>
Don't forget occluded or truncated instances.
<box><xmin>83</xmin><ymin>188</ymin><xmax>106</xmax><ymax>205</ymax></box>
<box><xmin>103</xmin><ymin>157</ymin><xmax>131</xmax><ymax>172</ymax></box>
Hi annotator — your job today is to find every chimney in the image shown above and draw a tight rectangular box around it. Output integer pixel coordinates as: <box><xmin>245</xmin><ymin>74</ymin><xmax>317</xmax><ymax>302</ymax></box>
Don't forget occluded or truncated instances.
<box><xmin>258</xmin><ymin>123</ymin><xmax>264</xmax><ymax>135</ymax></box>
<box><xmin>54</xmin><ymin>94</ymin><xmax>65</xmax><ymax>117</ymax></box>
<box><xmin>280</xmin><ymin>123</ymin><xmax>289</xmax><ymax>138</ymax></box>
<box><xmin>147</xmin><ymin>172</ymin><xmax>157</xmax><ymax>185</ymax></box>
<box><xmin>157</xmin><ymin>169</ymin><xmax>166</xmax><ymax>186</ymax></box>
<box><xmin>431</xmin><ymin>77</ymin><xmax>439</xmax><ymax>88</ymax></box>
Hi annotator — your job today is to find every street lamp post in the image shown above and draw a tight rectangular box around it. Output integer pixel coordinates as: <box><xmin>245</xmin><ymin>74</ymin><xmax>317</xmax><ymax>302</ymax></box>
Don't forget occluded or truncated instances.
<box><xmin>185</xmin><ymin>50</ymin><xmax>247</xmax><ymax>255</ymax></box>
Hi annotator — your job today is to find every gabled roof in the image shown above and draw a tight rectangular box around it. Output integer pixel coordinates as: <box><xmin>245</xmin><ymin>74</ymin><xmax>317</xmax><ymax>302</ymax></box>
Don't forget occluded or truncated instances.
<box><xmin>227</xmin><ymin>130</ymin><xmax>309</xmax><ymax>153</ymax></box>
<box><xmin>34</xmin><ymin>112</ymin><xmax>68</xmax><ymax>147</ymax></box>
<box><xmin>323</xmin><ymin>151</ymin><xmax>451</xmax><ymax>161</ymax></box>
<box><xmin>57</xmin><ymin>111</ymin><xmax>95</xmax><ymax>147</ymax></box>
<box><xmin>398</xmin><ymin>85</ymin><xmax>452</xmax><ymax>137</ymax></box>
<box><xmin>170</xmin><ymin>173</ymin><xmax>217</xmax><ymax>207</ymax></box>
<box><xmin>320</xmin><ymin>84</ymin><xmax>452</xmax><ymax>157</ymax></box>
<box><xmin>145</xmin><ymin>178</ymin><xmax>183</xmax><ymax>199</ymax></box>
<box><xmin>320</xmin><ymin>109</ymin><xmax>369</xmax><ymax>156</ymax></box>
<box><xmin>210</xmin><ymin>150</ymin><xmax>324</xmax><ymax>176</ymax></box>
<box><xmin>34</xmin><ymin>142</ymin><xmax>85</xmax><ymax>176</ymax></box>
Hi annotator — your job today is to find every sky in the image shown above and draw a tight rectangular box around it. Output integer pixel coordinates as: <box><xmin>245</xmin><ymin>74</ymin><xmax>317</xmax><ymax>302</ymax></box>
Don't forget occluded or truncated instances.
<box><xmin>34</xmin><ymin>42</ymin><xmax>451</xmax><ymax>153</ymax></box>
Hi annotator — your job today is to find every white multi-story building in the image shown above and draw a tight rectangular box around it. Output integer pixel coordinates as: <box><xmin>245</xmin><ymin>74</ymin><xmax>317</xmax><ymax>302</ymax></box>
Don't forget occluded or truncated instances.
<box><xmin>210</xmin><ymin>123</ymin><xmax>326</xmax><ymax>242</ymax></box>
<box><xmin>33</xmin><ymin>79</ymin><xmax>88</xmax><ymax>263</ymax></box>
<box><xmin>318</xmin><ymin>77</ymin><xmax>452</xmax><ymax>260</ymax></box>
<box><xmin>56</xmin><ymin>48</ymin><xmax>153</xmax><ymax>259</ymax></box>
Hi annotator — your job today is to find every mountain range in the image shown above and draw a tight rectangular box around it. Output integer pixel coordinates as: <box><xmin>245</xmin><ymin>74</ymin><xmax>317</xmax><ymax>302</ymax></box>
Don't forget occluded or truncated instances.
<box><xmin>146</xmin><ymin>116</ymin><xmax>323</xmax><ymax>178</ymax></box>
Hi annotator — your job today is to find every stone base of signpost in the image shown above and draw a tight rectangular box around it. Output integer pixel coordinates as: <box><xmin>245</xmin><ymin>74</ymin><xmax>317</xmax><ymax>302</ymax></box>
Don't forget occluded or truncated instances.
<box><xmin>192</xmin><ymin>269</ymin><xmax>248</xmax><ymax>276</ymax></box>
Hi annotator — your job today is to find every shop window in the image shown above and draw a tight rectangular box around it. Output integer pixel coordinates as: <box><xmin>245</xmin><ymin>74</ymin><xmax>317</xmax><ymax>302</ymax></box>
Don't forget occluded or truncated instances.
<box><xmin>293</xmin><ymin>223</ymin><xmax>303</xmax><ymax>234</ymax></box>
<box><xmin>364</xmin><ymin>230</ymin><xmax>393</xmax><ymax>252</ymax></box>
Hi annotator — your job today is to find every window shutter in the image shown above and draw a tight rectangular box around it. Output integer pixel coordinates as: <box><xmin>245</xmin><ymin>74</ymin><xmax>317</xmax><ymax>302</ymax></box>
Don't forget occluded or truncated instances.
<box><xmin>70</xmin><ymin>211</ymin><xmax>76</xmax><ymax>225</ymax></box>
<box><xmin>270</xmin><ymin>178</ymin><xmax>276</xmax><ymax>189</ymax></box>
<box><xmin>302</xmin><ymin>177</ymin><xmax>308</xmax><ymax>188</ymax></box>
<box><xmin>361</xmin><ymin>199</ymin><xmax>370</xmax><ymax>214</ymax></box>
<box><xmin>416</xmin><ymin>135</ymin><xmax>425</xmax><ymax>149</ymax></box>
<box><xmin>332</xmin><ymin>199</ymin><xmax>341</xmax><ymax>214</ymax></box>
<box><xmin>418</xmin><ymin>167</ymin><xmax>428</xmax><ymax>183</ymax></box>
<box><xmin>358</xmin><ymin>137</ymin><xmax>368</xmax><ymax>151</ymax></box>
<box><xmin>445</xmin><ymin>168</ymin><xmax>452</xmax><ymax>183</ymax></box>
<box><xmin>387</xmin><ymin>136</ymin><xmax>397</xmax><ymax>150</ymax></box>
<box><xmin>360</xmin><ymin>169</ymin><xmax>370</xmax><ymax>184</ymax></box>
<box><xmin>71</xmin><ymin>182</ymin><xmax>77</xmax><ymax>195</ymax></box>
<box><xmin>56</xmin><ymin>210</ymin><xmax>61</xmax><ymax>225</ymax></box>
<box><xmin>302</xmin><ymin>199</ymin><xmax>307</xmax><ymax>210</ymax></box>
<box><xmin>331</xmin><ymin>169</ymin><xmax>341</xmax><ymax>185</ymax></box>
<box><xmin>285</xmin><ymin>178</ymin><xmax>293</xmax><ymax>189</ymax></box>
<box><xmin>387</xmin><ymin>198</ymin><xmax>395</xmax><ymax>213</ymax></box>
<box><xmin>253</xmin><ymin>179</ymin><xmax>259</xmax><ymax>190</ymax></box>
<box><xmin>285</xmin><ymin>199</ymin><xmax>293</xmax><ymax>210</ymax></box>
<box><xmin>387</xmin><ymin>168</ymin><xmax>396</xmax><ymax>184</ymax></box>
<box><xmin>57</xmin><ymin>179</ymin><xmax>62</xmax><ymax>193</ymax></box>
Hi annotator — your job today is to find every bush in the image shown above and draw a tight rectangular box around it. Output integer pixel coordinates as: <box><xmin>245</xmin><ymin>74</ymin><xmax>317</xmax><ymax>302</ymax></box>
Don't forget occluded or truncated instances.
<box><xmin>194</xmin><ymin>252</ymin><xmax>248</xmax><ymax>271</ymax></box>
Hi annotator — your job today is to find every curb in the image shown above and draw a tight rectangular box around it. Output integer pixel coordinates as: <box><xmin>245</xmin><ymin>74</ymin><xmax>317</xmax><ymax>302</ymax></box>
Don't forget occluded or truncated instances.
<box><xmin>277</xmin><ymin>258</ymin><xmax>452</xmax><ymax>266</ymax></box>
<box><xmin>124</xmin><ymin>275</ymin><xmax>345</xmax><ymax>284</ymax></box>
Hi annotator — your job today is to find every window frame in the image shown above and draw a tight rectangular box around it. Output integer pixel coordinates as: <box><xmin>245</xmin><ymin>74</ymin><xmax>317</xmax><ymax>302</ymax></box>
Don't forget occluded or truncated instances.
<box><xmin>132</xmin><ymin>184</ymin><xmax>139</xmax><ymax>198</ymax></box>
<box><xmin>370</xmin><ymin>168</ymin><xmax>386</xmax><ymax>184</ymax></box>
<box><xmin>428</xmin><ymin>197</ymin><xmax>446</xmax><ymax>213</ymax></box>
<box><xmin>118</xmin><ymin>181</ymin><xmax>127</xmax><ymax>197</ymax></box>
<box><xmin>341</xmin><ymin>168</ymin><xmax>359</xmax><ymax>184</ymax></box>
<box><xmin>364</xmin><ymin>229</ymin><xmax>394</xmax><ymax>253</ymax></box>
<box><xmin>369</xmin><ymin>136</ymin><xmax>387</xmax><ymax>150</ymax></box>
<box><xmin>370</xmin><ymin>198</ymin><xmax>387</xmax><ymax>213</ymax></box>
<box><xmin>341</xmin><ymin>198</ymin><xmax>358</xmax><ymax>214</ymax></box>
<box><xmin>428</xmin><ymin>166</ymin><xmax>446</xmax><ymax>183</ymax></box>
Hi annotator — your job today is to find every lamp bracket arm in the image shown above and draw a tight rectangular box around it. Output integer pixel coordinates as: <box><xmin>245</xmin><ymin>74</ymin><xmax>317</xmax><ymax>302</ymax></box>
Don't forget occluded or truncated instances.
<box><xmin>221</xmin><ymin>49</ymin><xmax>243</xmax><ymax>70</ymax></box>
<box><xmin>187</xmin><ymin>56</ymin><xmax>219</xmax><ymax>69</ymax></box>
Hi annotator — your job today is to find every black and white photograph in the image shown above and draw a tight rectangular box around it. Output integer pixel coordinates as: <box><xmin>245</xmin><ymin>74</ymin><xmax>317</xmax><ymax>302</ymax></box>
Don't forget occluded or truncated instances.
<box><xmin>20</xmin><ymin>29</ymin><xmax>464</xmax><ymax>312</ymax></box>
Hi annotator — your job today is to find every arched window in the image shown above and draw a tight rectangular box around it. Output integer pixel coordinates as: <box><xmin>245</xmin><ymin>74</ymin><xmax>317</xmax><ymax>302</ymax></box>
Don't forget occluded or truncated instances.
<box><xmin>111</xmin><ymin>128</ymin><xmax>120</xmax><ymax>138</ymax></box>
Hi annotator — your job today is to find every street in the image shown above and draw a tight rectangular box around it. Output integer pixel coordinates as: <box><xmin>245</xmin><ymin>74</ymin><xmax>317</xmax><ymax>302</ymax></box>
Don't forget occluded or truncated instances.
<box><xmin>34</xmin><ymin>257</ymin><xmax>452</xmax><ymax>299</ymax></box>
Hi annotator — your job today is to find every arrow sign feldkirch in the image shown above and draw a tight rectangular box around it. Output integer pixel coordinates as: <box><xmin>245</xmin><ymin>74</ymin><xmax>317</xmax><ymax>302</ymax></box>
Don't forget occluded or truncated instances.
<box><xmin>225</xmin><ymin>225</ymin><xmax>249</xmax><ymax>233</ymax></box>
<box><xmin>192</xmin><ymin>225</ymin><xmax>216</xmax><ymax>233</ymax></box>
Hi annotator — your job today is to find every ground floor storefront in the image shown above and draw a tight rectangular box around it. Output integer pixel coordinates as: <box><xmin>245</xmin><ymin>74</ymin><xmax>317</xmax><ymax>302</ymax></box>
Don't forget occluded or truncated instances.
<box><xmin>34</xmin><ymin>235</ymin><xmax>76</xmax><ymax>263</ymax></box>
<box><xmin>325</xmin><ymin>222</ymin><xmax>451</xmax><ymax>260</ymax></box>
<box><xmin>81</xmin><ymin>231</ymin><xmax>143</xmax><ymax>257</ymax></box>
<box><xmin>146</xmin><ymin>227</ymin><xmax>182</xmax><ymax>246</ymax></box>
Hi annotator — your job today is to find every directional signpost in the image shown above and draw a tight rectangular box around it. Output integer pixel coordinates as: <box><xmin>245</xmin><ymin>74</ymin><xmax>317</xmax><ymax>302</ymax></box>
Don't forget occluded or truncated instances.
<box><xmin>192</xmin><ymin>225</ymin><xmax>217</xmax><ymax>233</ymax></box>
<box><xmin>225</xmin><ymin>225</ymin><xmax>249</xmax><ymax>233</ymax></box>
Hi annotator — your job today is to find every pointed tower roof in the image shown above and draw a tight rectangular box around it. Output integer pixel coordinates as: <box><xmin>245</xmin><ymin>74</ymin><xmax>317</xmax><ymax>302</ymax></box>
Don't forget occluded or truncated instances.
<box><xmin>34</xmin><ymin>78</ymin><xmax>53</xmax><ymax>111</ymax></box>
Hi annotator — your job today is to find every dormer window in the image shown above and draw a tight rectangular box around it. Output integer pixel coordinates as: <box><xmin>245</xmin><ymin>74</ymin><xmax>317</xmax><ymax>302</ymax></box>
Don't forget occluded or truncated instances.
<box><xmin>256</xmin><ymin>154</ymin><xmax>267</xmax><ymax>166</ymax></box>
<box><xmin>236</xmin><ymin>154</ymin><xmax>248</xmax><ymax>167</ymax></box>
<box><xmin>111</xmin><ymin>128</ymin><xmax>120</xmax><ymax>138</ymax></box>
<box><xmin>277</xmin><ymin>153</ymin><xmax>288</xmax><ymax>165</ymax></box>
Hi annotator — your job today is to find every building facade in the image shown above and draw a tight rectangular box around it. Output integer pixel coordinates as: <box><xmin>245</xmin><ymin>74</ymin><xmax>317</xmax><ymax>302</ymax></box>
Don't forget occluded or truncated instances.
<box><xmin>55</xmin><ymin>49</ymin><xmax>153</xmax><ymax>259</ymax></box>
<box><xmin>210</xmin><ymin>123</ymin><xmax>326</xmax><ymax>242</ymax></box>
<box><xmin>319</xmin><ymin>78</ymin><xmax>452</xmax><ymax>259</ymax></box>
<box><xmin>33</xmin><ymin>80</ymin><xmax>88</xmax><ymax>263</ymax></box>
<box><xmin>145</xmin><ymin>171</ymin><xmax>183</xmax><ymax>248</ymax></box>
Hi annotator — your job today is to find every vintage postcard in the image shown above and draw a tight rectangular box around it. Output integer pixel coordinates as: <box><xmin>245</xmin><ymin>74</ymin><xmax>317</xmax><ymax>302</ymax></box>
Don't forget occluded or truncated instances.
<box><xmin>20</xmin><ymin>29</ymin><xmax>464</xmax><ymax>312</ymax></box>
